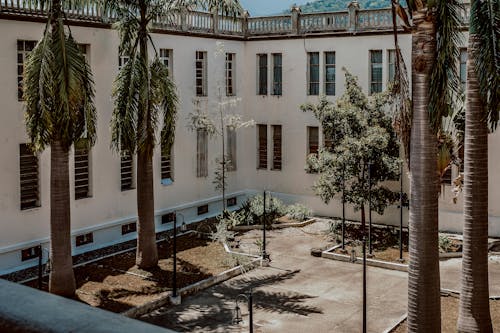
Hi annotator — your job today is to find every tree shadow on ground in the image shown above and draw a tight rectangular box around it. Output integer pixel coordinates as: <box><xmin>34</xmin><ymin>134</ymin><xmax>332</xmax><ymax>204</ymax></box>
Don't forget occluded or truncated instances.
<box><xmin>142</xmin><ymin>268</ymin><xmax>323</xmax><ymax>332</ymax></box>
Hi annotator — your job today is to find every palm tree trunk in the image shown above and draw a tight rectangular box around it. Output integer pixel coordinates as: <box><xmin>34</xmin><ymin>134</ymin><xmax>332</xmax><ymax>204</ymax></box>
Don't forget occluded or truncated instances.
<box><xmin>457</xmin><ymin>33</ymin><xmax>492</xmax><ymax>333</ymax></box>
<box><xmin>136</xmin><ymin>148</ymin><xmax>158</xmax><ymax>268</ymax></box>
<box><xmin>407</xmin><ymin>9</ymin><xmax>441</xmax><ymax>332</ymax></box>
<box><xmin>49</xmin><ymin>140</ymin><xmax>76</xmax><ymax>296</ymax></box>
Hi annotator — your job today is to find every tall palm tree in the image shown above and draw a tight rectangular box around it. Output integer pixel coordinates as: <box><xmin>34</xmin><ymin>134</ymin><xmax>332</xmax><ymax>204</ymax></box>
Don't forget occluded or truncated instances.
<box><xmin>106</xmin><ymin>0</ymin><xmax>242</xmax><ymax>269</ymax></box>
<box><xmin>458</xmin><ymin>0</ymin><xmax>499</xmax><ymax>331</ymax></box>
<box><xmin>391</xmin><ymin>0</ymin><xmax>462</xmax><ymax>330</ymax></box>
<box><xmin>23</xmin><ymin>0</ymin><xmax>97</xmax><ymax>296</ymax></box>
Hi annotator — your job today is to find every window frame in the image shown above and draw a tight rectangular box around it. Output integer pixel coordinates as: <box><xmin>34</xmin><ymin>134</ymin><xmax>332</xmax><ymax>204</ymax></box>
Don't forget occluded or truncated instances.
<box><xmin>308</xmin><ymin>52</ymin><xmax>320</xmax><ymax>95</ymax></box>
<box><xmin>369</xmin><ymin>50</ymin><xmax>383</xmax><ymax>94</ymax></box>
<box><xmin>272</xmin><ymin>53</ymin><xmax>282</xmax><ymax>96</ymax></box>
<box><xmin>17</xmin><ymin>40</ymin><xmax>37</xmax><ymax>101</ymax></box>
<box><xmin>271</xmin><ymin>125</ymin><xmax>282</xmax><ymax>171</ymax></box>
<box><xmin>324</xmin><ymin>51</ymin><xmax>336</xmax><ymax>96</ymax></box>
<box><xmin>257</xmin><ymin>54</ymin><xmax>268</xmax><ymax>95</ymax></box>
<box><xmin>161</xmin><ymin>135</ymin><xmax>174</xmax><ymax>185</ymax></box>
<box><xmin>226</xmin><ymin>127</ymin><xmax>237</xmax><ymax>171</ymax></box>
<box><xmin>196</xmin><ymin>128</ymin><xmax>208</xmax><ymax>177</ymax></box>
<box><xmin>225</xmin><ymin>52</ymin><xmax>235</xmax><ymax>96</ymax></box>
<box><xmin>195</xmin><ymin>51</ymin><xmax>207</xmax><ymax>97</ymax></box>
<box><xmin>19</xmin><ymin>143</ymin><xmax>40</xmax><ymax>210</ymax></box>
<box><xmin>74</xmin><ymin>138</ymin><xmax>92</xmax><ymax>200</ymax></box>
<box><xmin>257</xmin><ymin>124</ymin><xmax>268</xmax><ymax>169</ymax></box>
<box><xmin>120</xmin><ymin>148</ymin><xmax>135</xmax><ymax>191</ymax></box>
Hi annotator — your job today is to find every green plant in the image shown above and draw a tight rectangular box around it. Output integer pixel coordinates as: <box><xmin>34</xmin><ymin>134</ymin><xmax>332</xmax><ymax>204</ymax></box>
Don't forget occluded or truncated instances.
<box><xmin>438</xmin><ymin>235</ymin><xmax>452</xmax><ymax>253</ymax></box>
<box><xmin>210</xmin><ymin>220</ymin><xmax>235</xmax><ymax>244</ymax></box>
<box><xmin>218</xmin><ymin>210</ymin><xmax>245</xmax><ymax>228</ymax></box>
<box><xmin>327</xmin><ymin>221</ymin><xmax>342</xmax><ymax>243</ymax></box>
<box><xmin>239</xmin><ymin>194</ymin><xmax>286</xmax><ymax>225</ymax></box>
<box><xmin>284</xmin><ymin>204</ymin><xmax>312</xmax><ymax>221</ymax></box>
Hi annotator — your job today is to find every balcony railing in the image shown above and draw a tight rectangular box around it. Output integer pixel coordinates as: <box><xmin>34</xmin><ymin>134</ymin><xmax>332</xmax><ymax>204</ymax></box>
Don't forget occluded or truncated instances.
<box><xmin>0</xmin><ymin>0</ymin><xmax>471</xmax><ymax>38</ymax></box>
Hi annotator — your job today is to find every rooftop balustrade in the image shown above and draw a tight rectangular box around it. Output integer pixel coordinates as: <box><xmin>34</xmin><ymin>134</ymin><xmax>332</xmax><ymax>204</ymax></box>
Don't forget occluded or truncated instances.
<box><xmin>0</xmin><ymin>0</ymin><xmax>471</xmax><ymax>38</ymax></box>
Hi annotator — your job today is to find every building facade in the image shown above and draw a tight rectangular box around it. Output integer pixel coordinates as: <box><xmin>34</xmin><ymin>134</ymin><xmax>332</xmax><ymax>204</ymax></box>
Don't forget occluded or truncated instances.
<box><xmin>1</xmin><ymin>1</ymin><xmax>497</xmax><ymax>275</ymax></box>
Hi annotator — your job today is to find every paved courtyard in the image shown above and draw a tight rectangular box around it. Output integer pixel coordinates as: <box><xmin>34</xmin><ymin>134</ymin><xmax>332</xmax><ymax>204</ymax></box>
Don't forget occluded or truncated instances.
<box><xmin>142</xmin><ymin>221</ymin><xmax>408</xmax><ymax>333</ymax></box>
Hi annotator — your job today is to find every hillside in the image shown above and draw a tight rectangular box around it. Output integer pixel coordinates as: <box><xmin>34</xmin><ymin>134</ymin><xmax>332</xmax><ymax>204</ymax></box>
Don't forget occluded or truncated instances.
<box><xmin>293</xmin><ymin>0</ymin><xmax>406</xmax><ymax>13</ymax></box>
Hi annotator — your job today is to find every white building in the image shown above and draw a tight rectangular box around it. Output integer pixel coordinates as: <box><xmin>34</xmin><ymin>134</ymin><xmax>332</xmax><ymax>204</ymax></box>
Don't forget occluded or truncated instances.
<box><xmin>0</xmin><ymin>1</ymin><xmax>497</xmax><ymax>275</ymax></box>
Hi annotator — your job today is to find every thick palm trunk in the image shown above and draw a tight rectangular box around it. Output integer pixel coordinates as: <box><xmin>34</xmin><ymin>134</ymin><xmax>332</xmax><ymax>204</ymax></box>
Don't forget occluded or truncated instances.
<box><xmin>136</xmin><ymin>149</ymin><xmax>158</xmax><ymax>268</ymax></box>
<box><xmin>457</xmin><ymin>34</ymin><xmax>492</xmax><ymax>333</ymax></box>
<box><xmin>49</xmin><ymin>140</ymin><xmax>76</xmax><ymax>296</ymax></box>
<box><xmin>407</xmin><ymin>9</ymin><xmax>441</xmax><ymax>332</ymax></box>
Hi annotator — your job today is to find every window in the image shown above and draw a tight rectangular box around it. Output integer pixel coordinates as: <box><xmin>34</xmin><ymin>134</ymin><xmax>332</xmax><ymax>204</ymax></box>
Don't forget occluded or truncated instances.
<box><xmin>196</xmin><ymin>51</ymin><xmax>207</xmax><ymax>96</ymax></box>
<box><xmin>159</xmin><ymin>48</ymin><xmax>173</xmax><ymax>75</ymax></box>
<box><xmin>307</xmin><ymin>126</ymin><xmax>319</xmax><ymax>156</ymax></box>
<box><xmin>78</xmin><ymin>44</ymin><xmax>89</xmax><ymax>62</ymax></box>
<box><xmin>308</xmin><ymin>52</ymin><xmax>320</xmax><ymax>95</ymax></box>
<box><xmin>122</xmin><ymin>222</ymin><xmax>137</xmax><ymax>235</ymax></box>
<box><xmin>272</xmin><ymin>125</ymin><xmax>282</xmax><ymax>170</ymax></box>
<box><xmin>227</xmin><ymin>128</ymin><xmax>237</xmax><ymax>171</ymax></box>
<box><xmin>20</xmin><ymin>143</ymin><xmax>40</xmax><ymax>210</ymax></box>
<box><xmin>74</xmin><ymin>139</ymin><xmax>91</xmax><ymax>200</ymax></box>
<box><xmin>162</xmin><ymin>212</ymin><xmax>176</xmax><ymax>224</ymax></box>
<box><xmin>324</xmin><ymin>52</ymin><xmax>335</xmax><ymax>96</ymax></box>
<box><xmin>118</xmin><ymin>55</ymin><xmax>129</xmax><ymax>70</ymax></box>
<box><xmin>370</xmin><ymin>50</ymin><xmax>383</xmax><ymax>94</ymax></box>
<box><xmin>227</xmin><ymin>197</ymin><xmax>237</xmax><ymax>207</ymax></box>
<box><xmin>161</xmin><ymin>137</ymin><xmax>173</xmax><ymax>185</ymax></box>
<box><xmin>120</xmin><ymin>148</ymin><xmax>134</xmax><ymax>191</ymax></box>
<box><xmin>388</xmin><ymin>49</ymin><xmax>396</xmax><ymax>84</ymax></box>
<box><xmin>460</xmin><ymin>49</ymin><xmax>468</xmax><ymax>92</ymax></box>
<box><xmin>257</xmin><ymin>54</ymin><xmax>268</xmax><ymax>95</ymax></box>
<box><xmin>257</xmin><ymin>124</ymin><xmax>267</xmax><ymax>169</ymax></box>
<box><xmin>17</xmin><ymin>40</ymin><xmax>37</xmax><ymax>100</ymax></box>
<box><xmin>272</xmin><ymin>53</ymin><xmax>282</xmax><ymax>96</ymax></box>
<box><xmin>21</xmin><ymin>246</ymin><xmax>41</xmax><ymax>261</ymax></box>
<box><xmin>196</xmin><ymin>129</ymin><xmax>208</xmax><ymax>177</ymax></box>
<box><xmin>226</xmin><ymin>53</ymin><xmax>235</xmax><ymax>96</ymax></box>
<box><xmin>76</xmin><ymin>233</ymin><xmax>93</xmax><ymax>247</ymax></box>
<box><xmin>197</xmin><ymin>204</ymin><xmax>209</xmax><ymax>215</ymax></box>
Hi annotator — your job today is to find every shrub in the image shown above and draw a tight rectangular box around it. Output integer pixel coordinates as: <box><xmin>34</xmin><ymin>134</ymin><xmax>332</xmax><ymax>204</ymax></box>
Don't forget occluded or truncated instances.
<box><xmin>285</xmin><ymin>203</ymin><xmax>312</xmax><ymax>221</ymax></box>
<box><xmin>240</xmin><ymin>194</ymin><xmax>286</xmax><ymax>225</ymax></box>
<box><xmin>438</xmin><ymin>235</ymin><xmax>452</xmax><ymax>253</ymax></box>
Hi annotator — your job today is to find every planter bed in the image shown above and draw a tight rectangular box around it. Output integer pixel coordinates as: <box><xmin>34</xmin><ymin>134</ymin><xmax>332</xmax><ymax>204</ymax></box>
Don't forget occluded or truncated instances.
<box><xmin>231</xmin><ymin>217</ymin><xmax>316</xmax><ymax>232</ymax></box>
<box><xmin>24</xmin><ymin>234</ymin><xmax>241</xmax><ymax>314</ymax></box>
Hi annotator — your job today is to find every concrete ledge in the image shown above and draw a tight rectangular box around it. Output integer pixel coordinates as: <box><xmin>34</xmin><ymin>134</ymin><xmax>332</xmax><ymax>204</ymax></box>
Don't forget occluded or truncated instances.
<box><xmin>321</xmin><ymin>250</ymin><xmax>409</xmax><ymax>272</ymax></box>
<box><xmin>439</xmin><ymin>252</ymin><xmax>462</xmax><ymax>259</ymax></box>
<box><xmin>382</xmin><ymin>313</ymin><xmax>407</xmax><ymax>333</ymax></box>
<box><xmin>0</xmin><ymin>279</ymin><xmax>175</xmax><ymax>333</ymax></box>
<box><xmin>122</xmin><ymin>257</ymin><xmax>262</xmax><ymax>318</ymax></box>
<box><xmin>232</xmin><ymin>218</ymin><xmax>316</xmax><ymax>231</ymax></box>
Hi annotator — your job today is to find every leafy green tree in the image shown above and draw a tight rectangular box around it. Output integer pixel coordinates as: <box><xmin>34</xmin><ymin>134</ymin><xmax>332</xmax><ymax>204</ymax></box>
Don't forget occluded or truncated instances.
<box><xmin>458</xmin><ymin>0</ymin><xmax>499</xmax><ymax>331</ymax></box>
<box><xmin>23</xmin><ymin>0</ymin><xmax>97</xmax><ymax>296</ymax></box>
<box><xmin>301</xmin><ymin>69</ymin><xmax>400</xmax><ymax>229</ymax></box>
<box><xmin>106</xmin><ymin>0</ymin><xmax>242</xmax><ymax>269</ymax></box>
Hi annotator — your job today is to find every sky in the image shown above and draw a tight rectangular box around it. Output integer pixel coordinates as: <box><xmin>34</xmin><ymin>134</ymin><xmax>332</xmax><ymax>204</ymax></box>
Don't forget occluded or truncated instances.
<box><xmin>239</xmin><ymin>0</ymin><xmax>312</xmax><ymax>16</ymax></box>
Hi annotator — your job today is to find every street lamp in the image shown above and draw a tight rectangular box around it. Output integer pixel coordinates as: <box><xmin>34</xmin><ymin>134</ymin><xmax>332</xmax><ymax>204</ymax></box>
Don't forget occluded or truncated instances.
<box><xmin>262</xmin><ymin>191</ymin><xmax>270</xmax><ymax>262</ymax></box>
<box><xmin>233</xmin><ymin>289</ymin><xmax>253</xmax><ymax>333</ymax></box>
<box><xmin>171</xmin><ymin>212</ymin><xmax>186</xmax><ymax>305</ymax></box>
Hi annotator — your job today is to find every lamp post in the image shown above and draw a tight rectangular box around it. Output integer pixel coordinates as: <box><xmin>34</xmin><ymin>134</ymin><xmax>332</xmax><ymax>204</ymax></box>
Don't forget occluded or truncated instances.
<box><xmin>262</xmin><ymin>190</ymin><xmax>270</xmax><ymax>262</ymax></box>
<box><xmin>368</xmin><ymin>162</ymin><xmax>372</xmax><ymax>256</ymax></box>
<box><xmin>399</xmin><ymin>161</ymin><xmax>404</xmax><ymax>261</ymax></box>
<box><xmin>37</xmin><ymin>245</ymin><xmax>42</xmax><ymax>290</ymax></box>
<box><xmin>171</xmin><ymin>212</ymin><xmax>186</xmax><ymax>305</ymax></box>
<box><xmin>233</xmin><ymin>289</ymin><xmax>253</xmax><ymax>333</ymax></box>
<box><xmin>342</xmin><ymin>165</ymin><xmax>346</xmax><ymax>250</ymax></box>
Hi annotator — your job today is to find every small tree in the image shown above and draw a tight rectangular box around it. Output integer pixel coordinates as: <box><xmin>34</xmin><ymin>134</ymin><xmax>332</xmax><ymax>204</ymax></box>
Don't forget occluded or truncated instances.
<box><xmin>300</xmin><ymin>69</ymin><xmax>400</xmax><ymax>230</ymax></box>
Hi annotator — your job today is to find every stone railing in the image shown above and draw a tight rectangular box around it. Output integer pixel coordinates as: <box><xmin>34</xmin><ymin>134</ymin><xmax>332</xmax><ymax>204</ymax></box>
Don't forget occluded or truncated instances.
<box><xmin>0</xmin><ymin>0</ymin><xmax>471</xmax><ymax>38</ymax></box>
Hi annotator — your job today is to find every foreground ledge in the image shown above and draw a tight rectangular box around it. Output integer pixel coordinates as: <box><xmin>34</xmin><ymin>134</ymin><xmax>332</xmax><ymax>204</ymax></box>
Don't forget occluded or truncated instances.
<box><xmin>0</xmin><ymin>279</ymin><xmax>174</xmax><ymax>333</ymax></box>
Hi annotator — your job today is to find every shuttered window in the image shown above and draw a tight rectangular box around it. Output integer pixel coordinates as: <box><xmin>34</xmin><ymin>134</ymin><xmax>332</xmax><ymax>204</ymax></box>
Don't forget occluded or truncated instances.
<box><xmin>272</xmin><ymin>125</ymin><xmax>282</xmax><ymax>170</ymax></box>
<box><xmin>257</xmin><ymin>54</ymin><xmax>267</xmax><ymax>95</ymax></box>
<box><xmin>388</xmin><ymin>49</ymin><xmax>396</xmax><ymax>84</ymax></box>
<box><xmin>21</xmin><ymin>246</ymin><xmax>40</xmax><ymax>261</ymax></box>
<box><xmin>257</xmin><ymin>124</ymin><xmax>267</xmax><ymax>169</ymax></box>
<box><xmin>307</xmin><ymin>126</ymin><xmax>319</xmax><ymax>156</ymax></box>
<box><xmin>324</xmin><ymin>52</ymin><xmax>336</xmax><ymax>95</ymax></box>
<box><xmin>17</xmin><ymin>40</ymin><xmax>37</xmax><ymax>100</ymax></box>
<box><xmin>162</xmin><ymin>212</ymin><xmax>176</xmax><ymax>224</ymax></box>
<box><xmin>197</xmin><ymin>129</ymin><xmax>208</xmax><ymax>177</ymax></box>
<box><xmin>227</xmin><ymin>128</ymin><xmax>237</xmax><ymax>171</ymax></box>
<box><xmin>272</xmin><ymin>53</ymin><xmax>282</xmax><ymax>96</ymax></box>
<box><xmin>370</xmin><ymin>50</ymin><xmax>383</xmax><ymax>94</ymax></box>
<box><xmin>197</xmin><ymin>204</ymin><xmax>209</xmax><ymax>215</ymax></box>
<box><xmin>19</xmin><ymin>143</ymin><xmax>40</xmax><ymax>210</ymax></box>
<box><xmin>121</xmin><ymin>222</ymin><xmax>137</xmax><ymax>235</ymax></box>
<box><xmin>160</xmin><ymin>48</ymin><xmax>173</xmax><ymax>75</ymax></box>
<box><xmin>226</xmin><ymin>53</ymin><xmax>235</xmax><ymax>96</ymax></box>
<box><xmin>161</xmin><ymin>138</ymin><xmax>173</xmax><ymax>185</ymax></box>
<box><xmin>120</xmin><ymin>148</ymin><xmax>134</xmax><ymax>191</ymax></box>
<box><xmin>118</xmin><ymin>55</ymin><xmax>129</xmax><ymax>70</ymax></box>
<box><xmin>308</xmin><ymin>52</ymin><xmax>320</xmax><ymax>95</ymax></box>
<box><xmin>76</xmin><ymin>233</ymin><xmax>93</xmax><ymax>247</ymax></box>
<box><xmin>196</xmin><ymin>51</ymin><xmax>207</xmax><ymax>96</ymax></box>
<box><xmin>74</xmin><ymin>139</ymin><xmax>91</xmax><ymax>199</ymax></box>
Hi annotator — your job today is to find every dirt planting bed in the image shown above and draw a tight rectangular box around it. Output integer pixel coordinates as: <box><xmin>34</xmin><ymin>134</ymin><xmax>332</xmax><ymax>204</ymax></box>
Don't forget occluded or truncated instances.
<box><xmin>25</xmin><ymin>234</ymin><xmax>236</xmax><ymax>313</ymax></box>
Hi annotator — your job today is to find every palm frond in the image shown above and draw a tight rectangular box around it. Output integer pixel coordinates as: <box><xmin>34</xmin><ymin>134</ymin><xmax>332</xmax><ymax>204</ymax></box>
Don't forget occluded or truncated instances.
<box><xmin>471</xmin><ymin>0</ymin><xmax>500</xmax><ymax>130</ymax></box>
<box><xmin>428</xmin><ymin>0</ymin><xmax>463</xmax><ymax>133</ymax></box>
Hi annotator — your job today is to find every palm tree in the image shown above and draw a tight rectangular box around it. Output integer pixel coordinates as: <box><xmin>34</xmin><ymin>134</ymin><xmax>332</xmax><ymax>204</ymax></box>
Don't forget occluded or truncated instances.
<box><xmin>458</xmin><ymin>0</ymin><xmax>499</xmax><ymax>331</ymax></box>
<box><xmin>391</xmin><ymin>0</ymin><xmax>462</xmax><ymax>330</ymax></box>
<box><xmin>106</xmin><ymin>0</ymin><xmax>242</xmax><ymax>269</ymax></box>
<box><xmin>23</xmin><ymin>0</ymin><xmax>97</xmax><ymax>296</ymax></box>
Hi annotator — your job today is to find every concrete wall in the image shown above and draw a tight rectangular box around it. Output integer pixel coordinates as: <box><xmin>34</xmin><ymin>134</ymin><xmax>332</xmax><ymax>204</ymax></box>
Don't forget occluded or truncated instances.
<box><xmin>0</xmin><ymin>17</ymin><xmax>498</xmax><ymax>274</ymax></box>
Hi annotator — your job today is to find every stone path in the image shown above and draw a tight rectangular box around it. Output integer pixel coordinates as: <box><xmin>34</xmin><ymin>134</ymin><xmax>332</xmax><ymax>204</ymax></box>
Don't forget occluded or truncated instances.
<box><xmin>142</xmin><ymin>221</ymin><xmax>408</xmax><ymax>333</ymax></box>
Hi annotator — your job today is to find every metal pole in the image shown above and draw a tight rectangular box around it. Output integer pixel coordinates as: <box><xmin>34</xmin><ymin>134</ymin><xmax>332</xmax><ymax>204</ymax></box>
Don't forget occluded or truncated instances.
<box><xmin>342</xmin><ymin>167</ymin><xmax>346</xmax><ymax>250</ymax></box>
<box><xmin>362</xmin><ymin>236</ymin><xmax>367</xmax><ymax>333</ymax></box>
<box><xmin>368</xmin><ymin>163</ymin><xmax>372</xmax><ymax>255</ymax></box>
<box><xmin>248</xmin><ymin>290</ymin><xmax>253</xmax><ymax>333</ymax></box>
<box><xmin>399</xmin><ymin>162</ymin><xmax>403</xmax><ymax>261</ymax></box>
<box><xmin>172</xmin><ymin>217</ymin><xmax>177</xmax><ymax>298</ymax></box>
<box><xmin>262</xmin><ymin>190</ymin><xmax>267</xmax><ymax>260</ymax></box>
<box><xmin>37</xmin><ymin>245</ymin><xmax>42</xmax><ymax>290</ymax></box>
